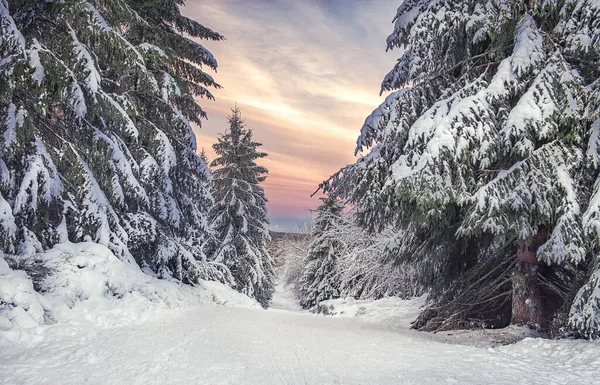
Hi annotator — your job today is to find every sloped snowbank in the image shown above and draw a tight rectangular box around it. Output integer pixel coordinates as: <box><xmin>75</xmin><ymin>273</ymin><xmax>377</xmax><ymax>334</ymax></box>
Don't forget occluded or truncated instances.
<box><xmin>316</xmin><ymin>295</ymin><xmax>428</xmax><ymax>329</ymax></box>
<box><xmin>0</xmin><ymin>258</ymin><xmax>53</xmax><ymax>331</ymax></box>
<box><xmin>0</xmin><ymin>242</ymin><xmax>258</xmax><ymax>344</ymax></box>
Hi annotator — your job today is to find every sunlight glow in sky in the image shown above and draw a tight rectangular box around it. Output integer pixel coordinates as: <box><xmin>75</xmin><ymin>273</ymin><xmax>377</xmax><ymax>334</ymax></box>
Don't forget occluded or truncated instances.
<box><xmin>183</xmin><ymin>0</ymin><xmax>399</xmax><ymax>230</ymax></box>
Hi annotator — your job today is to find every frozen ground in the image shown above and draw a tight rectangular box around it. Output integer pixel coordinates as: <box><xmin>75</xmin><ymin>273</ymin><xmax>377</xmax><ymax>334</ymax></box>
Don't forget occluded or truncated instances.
<box><xmin>1</xmin><ymin>282</ymin><xmax>599</xmax><ymax>385</ymax></box>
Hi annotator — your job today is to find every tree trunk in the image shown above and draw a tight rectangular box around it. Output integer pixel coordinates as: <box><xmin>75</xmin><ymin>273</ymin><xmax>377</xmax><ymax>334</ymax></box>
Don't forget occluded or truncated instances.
<box><xmin>511</xmin><ymin>229</ymin><xmax>548</xmax><ymax>330</ymax></box>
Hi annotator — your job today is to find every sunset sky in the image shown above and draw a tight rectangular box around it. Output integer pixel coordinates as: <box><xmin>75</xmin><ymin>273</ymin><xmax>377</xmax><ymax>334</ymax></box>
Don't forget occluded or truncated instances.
<box><xmin>183</xmin><ymin>0</ymin><xmax>399</xmax><ymax>231</ymax></box>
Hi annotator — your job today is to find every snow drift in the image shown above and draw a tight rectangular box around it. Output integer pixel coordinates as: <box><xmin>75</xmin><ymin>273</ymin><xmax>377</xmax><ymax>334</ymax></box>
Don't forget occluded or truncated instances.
<box><xmin>0</xmin><ymin>242</ymin><xmax>259</xmax><ymax>343</ymax></box>
<box><xmin>316</xmin><ymin>295</ymin><xmax>428</xmax><ymax>330</ymax></box>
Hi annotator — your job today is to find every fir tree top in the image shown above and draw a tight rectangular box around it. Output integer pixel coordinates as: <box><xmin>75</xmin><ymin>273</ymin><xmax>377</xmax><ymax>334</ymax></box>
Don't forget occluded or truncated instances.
<box><xmin>211</xmin><ymin>107</ymin><xmax>268</xmax><ymax>183</ymax></box>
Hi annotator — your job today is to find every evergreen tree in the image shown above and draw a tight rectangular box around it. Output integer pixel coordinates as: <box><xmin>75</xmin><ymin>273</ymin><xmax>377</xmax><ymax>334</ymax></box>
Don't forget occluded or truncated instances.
<box><xmin>206</xmin><ymin>107</ymin><xmax>274</xmax><ymax>307</ymax></box>
<box><xmin>0</xmin><ymin>0</ymin><xmax>229</xmax><ymax>283</ymax></box>
<box><xmin>320</xmin><ymin>0</ymin><xmax>600</xmax><ymax>337</ymax></box>
<box><xmin>299</xmin><ymin>197</ymin><xmax>344</xmax><ymax>309</ymax></box>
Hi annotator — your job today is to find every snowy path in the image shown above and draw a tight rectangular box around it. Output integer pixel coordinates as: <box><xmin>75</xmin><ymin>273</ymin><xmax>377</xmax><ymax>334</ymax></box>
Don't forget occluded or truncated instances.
<box><xmin>269</xmin><ymin>283</ymin><xmax>303</xmax><ymax>312</ymax></box>
<box><xmin>1</xmin><ymin>286</ymin><xmax>598</xmax><ymax>385</ymax></box>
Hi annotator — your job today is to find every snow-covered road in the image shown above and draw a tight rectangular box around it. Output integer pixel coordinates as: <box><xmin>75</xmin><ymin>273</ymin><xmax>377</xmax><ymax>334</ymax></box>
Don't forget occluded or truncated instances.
<box><xmin>1</xmin><ymin>286</ymin><xmax>598</xmax><ymax>385</ymax></box>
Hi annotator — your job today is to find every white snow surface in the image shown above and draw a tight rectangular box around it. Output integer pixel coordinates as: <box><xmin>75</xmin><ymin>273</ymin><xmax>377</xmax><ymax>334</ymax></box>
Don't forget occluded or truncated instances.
<box><xmin>0</xmin><ymin>257</ymin><xmax>52</xmax><ymax>334</ymax></box>
<box><xmin>0</xmin><ymin>242</ymin><xmax>258</xmax><ymax>344</ymax></box>
<box><xmin>1</xmin><ymin>247</ymin><xmax>599</xmax><ymax>384</ymax></box>
<box><xmin>317</xmin><ymin>294</ymin><xmax>428</xmax><ymax>330</ymax></box>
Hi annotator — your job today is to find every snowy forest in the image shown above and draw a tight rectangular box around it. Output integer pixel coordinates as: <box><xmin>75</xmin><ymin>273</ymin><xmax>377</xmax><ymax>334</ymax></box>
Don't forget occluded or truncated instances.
<box><xmin>1</xmin><ymin>0</ymin><xmax>600</xmax><ymax>384</ymax></box>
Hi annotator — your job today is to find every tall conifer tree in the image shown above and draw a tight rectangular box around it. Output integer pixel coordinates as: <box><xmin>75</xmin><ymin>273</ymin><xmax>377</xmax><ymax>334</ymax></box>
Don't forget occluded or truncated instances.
<box><xmin>206</xmin><ymin>107</ymin><xmax>275</xmax><ymax>307</ymax></box>
<box><xmin>0</xmin><ymin>0</ymin><xmax>228</xmax><ymax>283</ymax></box>
<box><xmin>299</xmin><ymin>197</ymin><xmax>344</xmax><ymax>309</ymax></box>
<box><xmin>321</xmin><ymin>0</ymin><xmax>600</xmax><ymax>337</ymax></box>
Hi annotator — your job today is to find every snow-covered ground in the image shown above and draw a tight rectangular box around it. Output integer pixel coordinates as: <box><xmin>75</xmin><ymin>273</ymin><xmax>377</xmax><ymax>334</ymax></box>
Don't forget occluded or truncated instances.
<box><xmin>316</xmin><ymin>294</ymin><xmax>429</xmax><ymax>329</ymax></box>
<box><xmin>269</xmin><ymin>282</ymin><xmax>303</xmax><ymax>312</ymax></box>
<box><xmin>0</xmin><ymin>242</ymin><xmax>258</xmax><ymax>345</ymax></box>
<box><xmin>1</xmin><ymin>279</ymin><xmax>599</xmax><ymax>384</ymax></box>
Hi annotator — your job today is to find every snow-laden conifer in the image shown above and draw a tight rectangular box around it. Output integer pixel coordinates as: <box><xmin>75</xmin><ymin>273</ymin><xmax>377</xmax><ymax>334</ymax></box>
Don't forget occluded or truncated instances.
<box><xmin>299</xmin><ymin>197</ymin><xmax>344</xmax><ymax>309</ymax></box>
<box><xmin>0</xmin><ymin>0</ymin><xmax>227</xmax><ymax>284</ymax></box>
<box><xmin>206</xmin><ymin>107</ymin><xmax>274</xmax><ymax>307</ymax></box>
<box><xmin>321</xmin><ymin>0</ymin><xmax>600</xmax><ymax>337</ymax></box>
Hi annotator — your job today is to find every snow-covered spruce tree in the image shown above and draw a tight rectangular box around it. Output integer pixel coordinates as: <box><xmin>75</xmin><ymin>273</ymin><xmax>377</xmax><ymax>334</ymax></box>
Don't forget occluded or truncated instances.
<box><xmin>321</xmin><ymin>0</ymin><xmax>600</xmax><ymax>337</ymax></box>
<box><xmin>299</xmin><ymin>197</ymin><xmax>344</xmax><ymax>310</ymax></box>
<box><xmin>0</xmin><ymin>0</ymin><xmax>230</xmax><ymax>283</ymax></box>
<box><xmin>206</xmin><ymin>107</ymin><xmax>275</xmax><ymax>307</ymax></box>
<box><xmin>293</xmin><ymin>205</ymin><xmax>421</xmax><ymax>308</ymax></box>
